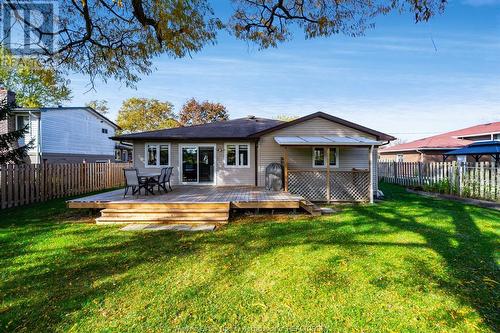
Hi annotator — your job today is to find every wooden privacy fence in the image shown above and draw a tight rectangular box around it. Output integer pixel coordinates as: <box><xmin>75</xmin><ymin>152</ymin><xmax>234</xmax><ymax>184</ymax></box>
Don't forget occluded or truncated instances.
<box><xmin>0</xmin><ymin>162</ymin><xmax>131</xmax><ymax>209</ymax></box>
<box><xmin>378</xmin><ymin>161</ymin><xmax>500</xmax><ymax>202</ymax></box>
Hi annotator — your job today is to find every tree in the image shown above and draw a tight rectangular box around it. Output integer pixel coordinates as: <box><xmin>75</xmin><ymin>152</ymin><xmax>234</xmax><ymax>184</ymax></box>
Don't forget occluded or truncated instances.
<box><xmin>179</xmin><ymin>98</ymin><xmax>229</xmax><ymax>126</ymax></box>
<box><xmin>3</xmin><ymin>1</ymin><xmax>446</xmax><ymax>86</ymax></box>
<box><xmin>275</xmin><ymin>114</ymin><xmax>299</xmax><ymax>122</ymax></box>
<box><xmin>117</xmin><ymin>98</ymin><xmax>179</xmax><ymax>133</ymax></box>
<box><xmin>0</xmin><ymin>93</ymin><xmax>32</xmax><ymax>164</ymax></box>
<box><xmin>0</xmin><ymin>48</ymin><xmax>71</xmax><ymax>108</ymax></box>
<box><xmin>86</xmin><ymin>100</ymin><xmax>109</xmax><ymax>115</ymax></box>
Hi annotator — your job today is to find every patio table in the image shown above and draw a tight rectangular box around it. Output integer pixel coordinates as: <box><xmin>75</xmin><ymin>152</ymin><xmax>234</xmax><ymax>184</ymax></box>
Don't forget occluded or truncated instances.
<box><xmin>138</xmin><ymin>172</ymin><xmax>161</xmax><ymax>194</ymax></box>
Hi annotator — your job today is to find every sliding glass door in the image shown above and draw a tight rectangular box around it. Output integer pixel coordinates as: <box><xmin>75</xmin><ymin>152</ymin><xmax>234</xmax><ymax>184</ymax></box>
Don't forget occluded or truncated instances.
<box><xmin>181</xmin><ymin>145</ymin><xmax>215</xmax><ymax>184</ymax></box>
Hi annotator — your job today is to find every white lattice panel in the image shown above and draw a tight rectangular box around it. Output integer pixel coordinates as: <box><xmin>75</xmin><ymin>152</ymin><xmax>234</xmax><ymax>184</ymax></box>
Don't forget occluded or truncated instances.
<box><xmin>288</xmin><ymin>170</ymin><xmax>370</xmax><ymax>202</ymax></box>
<box><xmin>330</xmin><ymin>171</ymin><xmax>370</xmax><ymax>202</ymax></box>
<box><xmin>288</xmin><ymin>171</ymin><xmax>327</xmax><ymax>201</ymax></box>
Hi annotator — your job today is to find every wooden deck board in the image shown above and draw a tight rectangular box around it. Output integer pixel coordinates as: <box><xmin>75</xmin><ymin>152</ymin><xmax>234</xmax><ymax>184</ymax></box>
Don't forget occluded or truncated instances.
<box><xmin>67</xmin><ymin>186</ymin><xmax>304</xmax><ymax>209</ymax></box>
<box><xmin>67</xmin><ymin>186</ymin><xmax>313</xmax><ymax>224</ymax></box>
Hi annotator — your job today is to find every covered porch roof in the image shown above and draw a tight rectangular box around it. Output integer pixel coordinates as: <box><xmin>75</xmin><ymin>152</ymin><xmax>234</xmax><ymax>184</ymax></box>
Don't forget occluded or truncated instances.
<box><xmin>274</xmin><ymin>136</ymin><xmax>383</xmax><ymax>146</ymax></box>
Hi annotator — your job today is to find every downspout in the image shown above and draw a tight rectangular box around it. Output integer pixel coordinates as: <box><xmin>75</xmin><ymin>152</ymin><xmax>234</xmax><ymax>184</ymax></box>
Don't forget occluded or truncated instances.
<box><xmin>369</xmin><ymin>145</ymin><xmax>374</xmax><ymax>204</ymax></box>
<box><xmin>38</xmin><ymin>112</ymin><xmax>42</xmax><ymax>164</ymax></box>
<box><xmin>416</xmin><ymin>149</ymin><xmax>424</xmax><ymax>163</ymax></box>
<box><xmin>254</xmin><ymin>139</ymin><xmax>259</xmax><ymax>186</ymax></box>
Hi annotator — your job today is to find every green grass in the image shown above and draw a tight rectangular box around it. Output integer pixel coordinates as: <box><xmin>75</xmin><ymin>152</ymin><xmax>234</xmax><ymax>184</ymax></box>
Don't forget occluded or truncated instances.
<box><xmin>0</xmin><ymin>183</ymin><xmax>499</xmax><ymax>332</ymax></box>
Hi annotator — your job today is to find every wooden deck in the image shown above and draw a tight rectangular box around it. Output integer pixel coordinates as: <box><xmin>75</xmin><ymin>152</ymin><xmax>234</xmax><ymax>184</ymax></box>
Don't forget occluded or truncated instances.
<box><xmin>67</xmin><ymin>186</ymin><xmax>318</xmax><ymax>224</ymax></box>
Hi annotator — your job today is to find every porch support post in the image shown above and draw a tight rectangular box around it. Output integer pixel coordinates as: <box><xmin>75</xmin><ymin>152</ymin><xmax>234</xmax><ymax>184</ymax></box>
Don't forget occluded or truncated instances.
<box><xmin>369</xmin><ymin>145</ymin><xmax>374</xmax><ymax>204</ymax></box>
<box><xmin>284</xmin><ymin>146</ymin><xmax>288</xmax><ymax>192</ymax></box>
<box><xmin>326</xmin><ymin>146</ymin><xmax>331</xmax><ymax>203</ymax></box>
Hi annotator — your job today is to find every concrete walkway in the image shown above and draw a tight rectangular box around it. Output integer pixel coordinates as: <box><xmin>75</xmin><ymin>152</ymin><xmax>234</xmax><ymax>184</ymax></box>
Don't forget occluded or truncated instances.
<box><xmin>121</xmin><ymin>224</ymin><xmax>216</xmax><ymax>232</ymax></box>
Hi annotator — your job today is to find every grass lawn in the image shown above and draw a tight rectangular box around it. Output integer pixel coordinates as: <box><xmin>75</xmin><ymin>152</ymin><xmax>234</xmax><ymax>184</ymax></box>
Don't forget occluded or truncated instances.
<box><xmin>0</xmin><ymin>183</ymin><xmax>499</xmax><ymax>332</ymax></box>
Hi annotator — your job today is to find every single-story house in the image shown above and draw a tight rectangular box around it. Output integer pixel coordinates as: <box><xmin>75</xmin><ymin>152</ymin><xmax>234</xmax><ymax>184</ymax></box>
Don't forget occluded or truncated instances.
<box><xmin>379</xmin><ymin>121</ymin><xmax>500</xmax><ymax>163</ymax></box>
<box><xmin>112</xmin><ymin>112</ymin><xmax>395</xmax><ymax>202</ymax></box>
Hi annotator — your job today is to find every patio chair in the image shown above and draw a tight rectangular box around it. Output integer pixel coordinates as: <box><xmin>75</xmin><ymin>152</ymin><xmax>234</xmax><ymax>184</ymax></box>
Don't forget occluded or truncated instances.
<box><xmin>151</xmin><ymin>167</ymin><xmax>173</xmax><ymax>193</ymax></box>
<box><xmin>123</xmin><ymin>168</ymin><xmax>152</xmax><ymax>197</ymax></box>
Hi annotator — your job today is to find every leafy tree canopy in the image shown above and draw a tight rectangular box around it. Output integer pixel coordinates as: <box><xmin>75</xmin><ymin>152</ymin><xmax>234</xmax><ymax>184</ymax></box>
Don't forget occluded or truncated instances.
<box><xmin>86</xmin><ymin>99</ymin><xmax>109</xmax><ymax>115</ymax></box>
<box><xmin>4</xmin><ymin>0</ymin><xmax>446</xmax><ymax>86</ymax></box>
<box><xmin>0</xmin><ymin>48</ymin><xmax>71</xmax><ymax>108</ymax></box>
<box><xmin>117</xmin><ymin>97</ymin><xmax>179</xmax><ymax>133</ymax></box>
<box><xmin>179</xmin><ymin>98</ymin><xmax>229</xmax><ymax>126</ymax></box>
<box><xmin>275</xmin><ymin>114</ymin><xmax>299</xmax><ymax>122</ymax></box>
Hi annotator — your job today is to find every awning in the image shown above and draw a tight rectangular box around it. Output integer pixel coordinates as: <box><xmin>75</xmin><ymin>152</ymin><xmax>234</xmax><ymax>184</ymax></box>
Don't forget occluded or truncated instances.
<box><xmin>274</xmin><ymin>136</ymin><xmax>383</xmax><ymax>146</ymax></box>
<box><xmin>445</xmin><ymin>140</ymin><xmax>500</xmax><ymax>156</ymax></box>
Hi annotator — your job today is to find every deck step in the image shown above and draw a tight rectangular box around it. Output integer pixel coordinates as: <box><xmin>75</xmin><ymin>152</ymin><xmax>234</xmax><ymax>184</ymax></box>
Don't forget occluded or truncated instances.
<box><xmin>96</xmin><ymin>218</ymin><xmax>227</xmax><ymax>225</ymax></box>
<box><xmin>95</xmin><ymin>202</ymin><xmax>231</xmax><ymax>225</ymax></box>
<box><xmin>101</xmin><ymin>208</ymin><xmax>229</xmax><ymax>214</ymax></box>
<box><xmin>104</xmin><ymin>202</ymin><xmax>230</xmax><ymax>210</ymax></box>
<box><xmin>299</xmin><ymin>200</ymin><xmax>322</xmax><ymax>216</ymax></box>
<box><xmin>98</xmin><ymin>213</ymin><xmax>229</xmax><ymax>221</ymax></box>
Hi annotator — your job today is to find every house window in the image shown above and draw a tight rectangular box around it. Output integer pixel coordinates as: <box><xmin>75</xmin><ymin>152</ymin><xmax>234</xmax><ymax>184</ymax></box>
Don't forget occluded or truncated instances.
<box><xmin>16</xmin><ymin>115</ymin><xmax>30</xmax><ymax>146</ymax></box>
<box><xmin>115</xmin><ymin>149</ymin><xmax>121</xmax><ymax>161</ymax></box>
<box><xmin>16</xmin><ymin>115</ymin><xmax>29</xmax><ymax>131</ymax></box>
<box><xmin>102</xmin><ymin>128</ymin><xmax>108</xmax><ymax>134</ymax></box>
<box><xmin>225</xmin><ymin>143</ymin><xmax>250</xmax><ymax>167</ymax></box>
<box><xmin>145</xmin><ymin>143</ymin><xmax>170</xmax><ymax>167</ymax></box>
<box><xmin>396</xmin><ymin>154</ymin><xmax>404</xmax><ymax>162</ymax></box>
<box><xmin>312</xmin><ymin>147</ymin><xmax>338</xmax><ymax>167</ymax></box>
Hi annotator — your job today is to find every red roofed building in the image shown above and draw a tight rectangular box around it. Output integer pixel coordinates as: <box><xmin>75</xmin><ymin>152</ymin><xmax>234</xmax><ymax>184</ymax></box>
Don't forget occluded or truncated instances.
<box><xmin>379</xmin><ymin>122</ymin><xmax>500</xmax><ymax>163</ymax></box>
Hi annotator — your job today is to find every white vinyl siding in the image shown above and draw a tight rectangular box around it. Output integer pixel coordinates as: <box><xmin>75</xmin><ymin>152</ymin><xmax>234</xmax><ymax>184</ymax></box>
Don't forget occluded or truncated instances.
<box><xmin>133</xmin><ymin>141</ymin><xmax>256</xmax><ymax>186</ymax></box>
<box><xmin>40</xmin><ymin>108</ymin><xmax>116</xmax><ymax>156</ymax></box>
<box><xmin>14</xmin><ymin>112</ymin><xmax>39</xmax><ymax>153</ymax></box>
<box><xmin>257</xmin><ymin>117</ymin><xmax>377</xmax><ymax>186</ymax></box>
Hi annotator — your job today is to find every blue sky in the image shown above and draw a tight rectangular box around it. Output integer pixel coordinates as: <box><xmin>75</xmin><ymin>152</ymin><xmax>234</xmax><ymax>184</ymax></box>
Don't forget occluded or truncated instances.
<box><xmin>69</xmin><ymin>0</ymin><xmax>500</xmax><ymax>141</ymax></box>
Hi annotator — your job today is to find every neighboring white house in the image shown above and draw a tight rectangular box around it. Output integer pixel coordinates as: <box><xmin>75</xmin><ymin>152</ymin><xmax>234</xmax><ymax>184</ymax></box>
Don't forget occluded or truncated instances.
<box><xmin>0</xmin><ymin>89</ymin><xmax>122</xmax><ymax>164</ymax></box>
<box><xmin>9</xmin><ymin>107</ymin><xmax>122</xmax><ymax>163</ymax></box>
<box><xmin>10</xmin><ymin>106</ymin><xmax>120</xmax><ymax>164</ymax></box>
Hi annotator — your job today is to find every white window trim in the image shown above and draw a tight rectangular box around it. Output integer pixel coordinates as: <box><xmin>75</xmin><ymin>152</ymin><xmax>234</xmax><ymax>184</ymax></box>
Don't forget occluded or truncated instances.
<box><xmin>224</xmin><ymin>143</ymin><xmax>251</xmax><ymax>168</ymax></box>
<box><xmin>396</xmin><ymin>154</ymin><xmax>404</xmax><ymax>163</ymax></box>
<box><xmin>144</xmin><ymin>142</ymin><xmax>171</xmax><ymax>168</ymax></box>
<box><xmin>312</xmin><ymin>147</ymin><xmax>339</xmax><ymax>168</ymax></box>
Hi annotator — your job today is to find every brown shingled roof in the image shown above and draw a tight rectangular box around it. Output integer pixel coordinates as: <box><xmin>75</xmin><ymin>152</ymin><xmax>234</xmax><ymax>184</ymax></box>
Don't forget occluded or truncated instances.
<box><xmin>112</xmin><ymin>112</ymin><xmax>395</xmax><ymax>141</ymax></box>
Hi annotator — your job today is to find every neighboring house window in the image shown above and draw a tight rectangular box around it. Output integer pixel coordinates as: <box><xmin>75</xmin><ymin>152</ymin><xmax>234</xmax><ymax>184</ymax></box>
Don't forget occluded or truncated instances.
<box><xmin>225</xmin><ymin>143</ymin><xmax>250</xmax><ymax>167</ymax></box>
<box><xmin>115</xmin><ymin>149</ymin><xmax>121</xmax><ymax>161</ymax></box>
<box><xmin>102</xmin><ymin>128</ymin><xmax>108</xmax><ymax>134</ymax></box>
<box><xmin>312</xmin><ymin>147</ymin><xmax>338</xmax><ymax>167</ymax></box>
<box><xmin>145</xmin><ymin>143</ymin><xmax>170</xmax><ymax>167</ymax></box>
<box><xmin>396</xmin><ymin>154</ymin><xmax>404</xmax><ymax>162</ymax></box>
<box><xmin>15</xmin><ymin>115</ymin><xmax>30</xmax><ymax>145</ymax></box>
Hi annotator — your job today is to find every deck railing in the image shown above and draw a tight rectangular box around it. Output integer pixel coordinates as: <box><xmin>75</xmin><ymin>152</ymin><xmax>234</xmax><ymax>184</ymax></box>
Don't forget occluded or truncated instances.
<box><xmin>378</xmin><ymin>161</ymin><xmax>500</xmax><ymax>202</ymax></box>
<box><xmin>0</xmin><ymin>162</ymin><xmax>131</xmax><ymax>209</ymax></box>
<box><xmin>287</xmin><ymin>169</ymin><xmax>371</xmax><ymax>202</ymax></box>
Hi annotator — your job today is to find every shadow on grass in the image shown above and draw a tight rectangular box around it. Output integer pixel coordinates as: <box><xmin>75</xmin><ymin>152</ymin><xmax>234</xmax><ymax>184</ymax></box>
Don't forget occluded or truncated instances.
<box><xmin>0</xmin><ymin>183</ymin><xmax>498</xmax><ymax>331</ymax></box>
<box><xmin>353</xmin><ymin>183</ymin><xmax>499</xmax><ymax>331</ymax></box>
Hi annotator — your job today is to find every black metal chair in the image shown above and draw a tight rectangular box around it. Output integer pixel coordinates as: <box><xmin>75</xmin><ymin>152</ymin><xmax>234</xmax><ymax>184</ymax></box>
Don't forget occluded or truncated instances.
<box><xmin>123</xmin><ymin>168</ymin><xmax>153</xmax><ymax>197</ymax></box>
<box><xmin>150</xmin><ymin>167</ymin><xmax>173</xmax><ymax>193</ymax></box>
